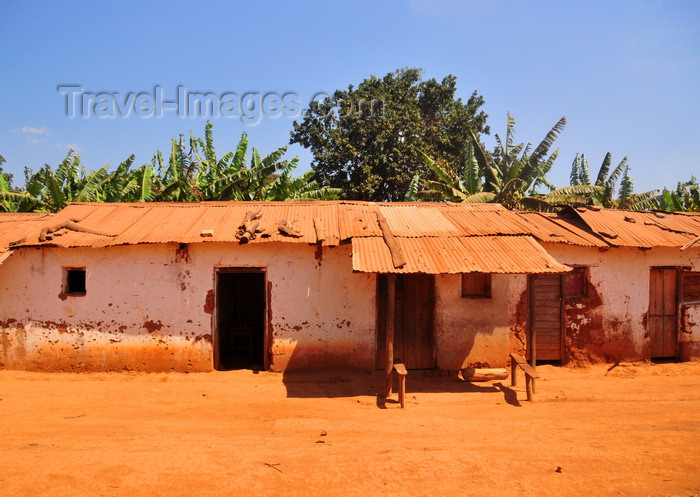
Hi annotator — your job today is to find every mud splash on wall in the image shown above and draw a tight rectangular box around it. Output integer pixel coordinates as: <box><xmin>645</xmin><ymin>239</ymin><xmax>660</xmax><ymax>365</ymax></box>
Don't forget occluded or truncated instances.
<box><xmin>0</xmin><ymin>319</ymin><xmax>213</xmax><ymax>372</ymax></box>
<box><xmin>508</xmin><ymin>288</ymin><xmax>528</xmax><ymax>357</ymax></box>
<box><xmin>203</xmin><ymin>290</ymin><xmax>214</xmax><ymax>314</ymax></box>
<box><xmin>564</xmin><ymin>279</ymin><xmax>637</xmax><ymax>365</ymax></box>
<box><xmin>679</xmin><ymin>304</ymin><xmax>700</xmax><ymax>360</ymax></box>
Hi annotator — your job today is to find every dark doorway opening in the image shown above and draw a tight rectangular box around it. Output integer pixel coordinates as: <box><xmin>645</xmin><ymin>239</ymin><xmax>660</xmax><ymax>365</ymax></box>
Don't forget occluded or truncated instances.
<box><xmin>376</xmin><ymin>273</ymin><xmax>436</xmax><ymax>370</ymax></box>
<box><xmin>215</xmin><ymin>269</ymin><xmax>266</xmax><ymax>370</ymax></box>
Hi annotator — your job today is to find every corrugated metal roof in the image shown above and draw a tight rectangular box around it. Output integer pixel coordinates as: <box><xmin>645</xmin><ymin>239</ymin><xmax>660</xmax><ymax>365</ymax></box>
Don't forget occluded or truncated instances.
<box><xmin>572</xmin><ymin>207</ymin><xmax>700</xmax><ymax>248</ymax></box>
<box><xmin>515</xmin><ymin>212</ymin><xmax>610</xmax><ymax>247</ymax></box>
<box><xmin>440</xmin><ymin>205</ymin><xmax>536</xmax><ymax>236</ymax></box>
<box><xmin>0</xmin><ymin>213</ymin><xmax>53</xmax><ymax>262</ymax></box>
<box><xmin>15</xmin><ymin>202</ymin><xmax>552</xmax><ymax>248</ymax></box>
<box><xmin>20</xmin><ymin>202</ymin><xmax>341</xmax><ymax>248</ymax></box>
<box><xmin>377</xmin><ymin>204</ymin><xmax>461</xmax><ymax>236</ymax></box>
<box><xmin>352</xmin><ymin>235</ymin><xmax>571</xmax><ymax>274</ymax></box>
<box><xmin>337</xmin><ymin>203</ymin><xmax>381</xmax><ymax>239</ymax></box>
<box><xmin>8</xmin><ymin>202</ymin><xmax>699</xmax><ymax>275</ymax></box>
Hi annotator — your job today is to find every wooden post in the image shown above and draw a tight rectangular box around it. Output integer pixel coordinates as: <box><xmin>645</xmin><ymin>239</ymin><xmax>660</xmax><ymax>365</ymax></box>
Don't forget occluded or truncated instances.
<box><xmin>394</xmin><ymin>362</ymin><xmax>407</xmax><ymax>409</ymax></box>
<box><xmin>528</xmin><ymin>277</ymin><xmax>537</xmax><ymax>395</ymax></box>
<box><xmin>525</xmin><ymin>374</ymin><xmax>534</xmax><ymax>402</ymax></box>
<box><xmin>384</xmin><ymin>273</ymin><xmax>396</xmax><ymax>399</ymax></box>
<box><xmin>510</xmin><ymin>355</ymin><xmax>518</xmax><ymax>387</ymax></box>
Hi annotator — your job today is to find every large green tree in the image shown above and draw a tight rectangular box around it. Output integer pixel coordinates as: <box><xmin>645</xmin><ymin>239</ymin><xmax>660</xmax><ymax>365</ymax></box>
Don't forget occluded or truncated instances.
<box><xmin>290</xmin><ymin>67</ymin><xmax>488</xmax><ymax>201</ymax></box>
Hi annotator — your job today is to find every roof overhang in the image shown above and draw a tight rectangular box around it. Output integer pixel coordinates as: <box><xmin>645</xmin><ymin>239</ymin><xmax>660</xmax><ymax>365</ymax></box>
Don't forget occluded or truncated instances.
<box><xmin>351</xmin><ymin>235</ymin><xmax>571</xmax><ymax>274</ymax></box>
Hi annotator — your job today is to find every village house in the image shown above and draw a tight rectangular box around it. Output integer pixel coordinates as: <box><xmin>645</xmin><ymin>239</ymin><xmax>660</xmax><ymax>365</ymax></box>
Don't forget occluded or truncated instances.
<box><xmin>0</xmin><ymin>202</ymin><xmax>698</xmax><ymax>373</ymax></box>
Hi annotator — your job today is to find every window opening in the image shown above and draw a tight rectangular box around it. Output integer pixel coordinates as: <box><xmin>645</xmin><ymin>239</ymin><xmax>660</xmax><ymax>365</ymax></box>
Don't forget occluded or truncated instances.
<box><xmin>64</xmin><ymin>267</ymin><xmax>86</xmax><ymax>295</ymax></box>
<box><xmin>461</xmin><ymin>272</ymin><xmax>491</xmax><ymax>298</ymax></box>
<box><xmin>563</xmin><ymin>267</ymin><xmax>588</xmax><ymax>297</ymax></box>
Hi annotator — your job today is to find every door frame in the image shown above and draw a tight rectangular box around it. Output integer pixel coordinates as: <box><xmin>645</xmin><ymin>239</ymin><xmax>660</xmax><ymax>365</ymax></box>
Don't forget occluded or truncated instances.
<box><xmin>375</xmin><ymin>273</ymin><xmax>436</xmax><ymax>370</ymax></box>
<box><xmin>213</xmin><ymin>266</ymin><xmax>269</xmax><ymax>370</ymax></box>
<box><xmin>528</xmin><ymin>273</ymin><xmax>565</xmax><ymax>363</ymax></box>
<box><xmin>648</xmin><ymin>266</ymin><xmax>680</xmax><ymax>359</ymax></box>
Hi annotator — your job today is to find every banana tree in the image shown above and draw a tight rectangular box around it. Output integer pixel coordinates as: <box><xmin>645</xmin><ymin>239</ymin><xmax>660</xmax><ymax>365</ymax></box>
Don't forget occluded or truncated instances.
<box><xmin>412</xmin><ymin>114</ymin><xmax>566</xmax><ymax>209</ymax></box>
<box><xmin>564</xmin><ymin>153</ymin><xmax>658</xmax><ymax>210</ymax></box>
<box><xmin>20</xmin><ymin>151</ymin><xmax>111</xmax><ymax>212</ymax></box>
<box><xmin>155</xmin><ymin>122</ymin><xmax>339</xmax><ymax>202</ymax></box>
<box><xmin>657</xmin><ymin>176</ymin><xmax>700</xmax><ymax>212</ymax></box>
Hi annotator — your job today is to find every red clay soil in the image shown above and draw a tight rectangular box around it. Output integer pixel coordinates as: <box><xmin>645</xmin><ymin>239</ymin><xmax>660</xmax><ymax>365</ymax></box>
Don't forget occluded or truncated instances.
<box><xmin>1</xmin><ymin>362</ymin><xmax>699</xmax><ymax>497</ymax></box>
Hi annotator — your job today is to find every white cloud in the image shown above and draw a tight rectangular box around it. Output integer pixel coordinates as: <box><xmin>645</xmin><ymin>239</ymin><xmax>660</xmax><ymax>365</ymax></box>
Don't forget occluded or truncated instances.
<box><xmin>14</xmin><ymin>125</ymin><xmax>52</xmax><ymax>135</ymax></box>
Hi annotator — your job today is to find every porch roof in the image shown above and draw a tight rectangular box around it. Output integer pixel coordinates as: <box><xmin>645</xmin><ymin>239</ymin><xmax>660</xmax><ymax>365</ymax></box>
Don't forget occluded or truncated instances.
<box><xmin>351</xmin><ymin>235</ymin><xmax>571</xmax><ymax>274</ymax></box>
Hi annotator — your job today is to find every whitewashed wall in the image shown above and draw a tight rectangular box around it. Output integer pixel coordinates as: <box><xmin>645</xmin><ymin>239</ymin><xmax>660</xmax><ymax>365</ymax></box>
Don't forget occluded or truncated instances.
<box><xmin>434</xmin><ymin>273</ymin><xmax>526</xmax><ymax>370</ymax></box>
<box><xmin>541</xmin><ymin>243</ymin><xmax>700</xmax><ymax>363</ymax></box>
<box><xmin>0</xmin><ymin>242</ymin><xmax>376</xmax><ymax>372</ymax></box>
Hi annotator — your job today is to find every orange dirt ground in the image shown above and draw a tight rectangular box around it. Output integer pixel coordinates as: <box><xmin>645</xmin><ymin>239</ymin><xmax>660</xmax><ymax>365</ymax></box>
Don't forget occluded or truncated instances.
<box><xmin>1</xmin><ymin>362</ymin><xmax>699</xmax><ymax>497</ymax></box>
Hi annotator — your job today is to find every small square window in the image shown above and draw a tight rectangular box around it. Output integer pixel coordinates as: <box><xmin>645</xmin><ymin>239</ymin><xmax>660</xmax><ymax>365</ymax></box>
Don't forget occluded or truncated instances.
<box><xmin>462</xmin><ymin>272</ymin><xmax>491</xmax><ymax>298</ymax></box>
<box><xmin>64</xmin><ymin>267</ymin><xmax>86</xmax><ymax>295</ymax></box>
<box><xmin>564</xmin><ymin>267</ymin><xmax>587</xmax><ymax>297</ymax></box>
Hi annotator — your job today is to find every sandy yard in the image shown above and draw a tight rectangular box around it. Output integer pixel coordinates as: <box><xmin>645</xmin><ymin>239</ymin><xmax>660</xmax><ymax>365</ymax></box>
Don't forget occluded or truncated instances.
<box><xmin>1</xmin><ymin>362</ymin><xmax>699</xmax><ymax>497</ymax></box>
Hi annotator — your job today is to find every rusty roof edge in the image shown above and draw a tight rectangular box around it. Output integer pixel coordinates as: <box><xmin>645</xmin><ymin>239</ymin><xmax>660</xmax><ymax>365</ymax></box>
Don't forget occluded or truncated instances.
<box><xmin>521</xmin><ymin>211</ymin><xmax>612</xmax><ymax>247</ymax></box>
<box><xmin>456</xmin><ymin>235</ymin><xmax>573</xmax><ymax>273</ymax></box>
<box><xmin>681</xmin><ymin>235</ymin><xmax>700</xmax><ymax>251</ymax></box>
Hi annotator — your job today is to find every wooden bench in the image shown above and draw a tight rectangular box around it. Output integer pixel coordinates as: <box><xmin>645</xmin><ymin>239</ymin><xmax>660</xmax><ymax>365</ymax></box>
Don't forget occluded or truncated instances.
<box><xmin>393</xmin><ymin>361</ymin><xmax>407</xmax><ymax>408</ymax></box>
<box><xmin>510</xmin><ymin>353</ymin><xmax>539</xmax><ymax>401</ymax></box>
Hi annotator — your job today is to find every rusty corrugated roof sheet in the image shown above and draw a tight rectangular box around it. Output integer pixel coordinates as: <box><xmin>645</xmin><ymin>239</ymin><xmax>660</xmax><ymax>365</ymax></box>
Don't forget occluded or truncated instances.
<box><xmin>571</xmin><ymin>207</ymin><xmax>700</xmax><ymax>248</ymax></box>
<box><xmin>13</xmin><ymin>202</ymin><xmax>556</xmax><ymax>248</ymax></box>
<box><xmin>515</xmin><ymin>212</ymin><xmax>610</xmax><ymax>247</ymax></box>
<box><xmin>0</xmin><ymin>212</ymin><xmax>53</xmax><ymax>263</ymax></box>
<box><xmin>9</xmin><ymin>201</ymin><xmax>698</xmax><ymax>274</ymax></box>
<box><xmin>352</xmin><ymin>235</ymin><xmax>571</xmax><ymax>274</ymax></box>
<box><xmin>19</xmin><ymin>202</ymin><xmax>341</xmax><ymax>248</ymax></box>
<box><xmin>377</xmin><ymin>204</ymin><xmax>461</xmax><ymax>236</ymax></box>
<box><xmin>440</xmin><ymin>204</ymin><xmax>536</xmax><ymax>236</ymax></box>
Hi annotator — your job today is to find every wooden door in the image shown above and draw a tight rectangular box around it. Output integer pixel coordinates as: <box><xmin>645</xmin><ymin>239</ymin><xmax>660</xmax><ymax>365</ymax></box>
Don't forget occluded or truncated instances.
<box><xmin>530</xmin><ymin>274</ymin><xmax>563</xmax><ymax>361</ymax></box>
<box><xmin>649</xmin><ymin>268</ymin><xmax>678</xmax><ymax>358</ymax></box>
<box><xmin>376</xmin><ymin>274</ymin><xmax>435</xmax><ymax>370</ymax></box>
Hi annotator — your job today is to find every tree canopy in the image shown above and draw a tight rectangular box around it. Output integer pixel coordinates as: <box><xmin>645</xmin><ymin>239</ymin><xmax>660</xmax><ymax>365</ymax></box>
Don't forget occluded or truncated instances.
<box><xmin>290</xmin><ymin>67</ymin><xmax>488</xmax><ymax>201</ymax></box>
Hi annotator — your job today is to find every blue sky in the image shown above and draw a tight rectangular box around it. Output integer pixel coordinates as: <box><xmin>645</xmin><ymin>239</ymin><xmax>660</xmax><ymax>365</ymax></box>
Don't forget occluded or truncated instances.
<box><xmin>1</xmin><ymin>0</ymin><xmax>698</xmax><ymax>193</ymax></box>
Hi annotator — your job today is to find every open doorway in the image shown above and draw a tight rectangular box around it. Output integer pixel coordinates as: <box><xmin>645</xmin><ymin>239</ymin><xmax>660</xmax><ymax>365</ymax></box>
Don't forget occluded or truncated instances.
<box><xmin>215</xmin><ymin>268</ymin><xmax>266</xmax><ymax>370</ymax></box>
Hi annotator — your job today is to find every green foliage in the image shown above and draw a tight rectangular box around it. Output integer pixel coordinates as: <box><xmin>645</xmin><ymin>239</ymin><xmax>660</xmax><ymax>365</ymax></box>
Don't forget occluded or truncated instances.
<box><xmin>290</xmin><ymin>67</ymin><xmax>488</xmax><ymax>201</ymax></box>
<box><xmin>1</xmin><ymin>154</ymin><xmax>38</xmax><ymax>213</ymax></box>
<box><xmin>417</xmin><ymin>114</ymin><xmax>565</xmax><ymax>209</ymax></box>
<box><xmin>657</xmin><ymin>176</ymin><xmax>700</xmax><ymax>212</ymax></box>
<box><xmin>7</xmin><ymin>122</ymin><xmax>338</xmax><ymax>213</ymax></box>
<box><xmin>564</xmin><ymin>153</ymin><xmax>659</xmax><ymax>210</ymax></box>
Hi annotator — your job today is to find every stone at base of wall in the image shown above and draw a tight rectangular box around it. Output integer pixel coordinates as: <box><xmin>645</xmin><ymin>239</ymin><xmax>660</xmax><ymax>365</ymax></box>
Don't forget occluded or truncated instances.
<box><xmin>679</xmin><ymin>341</ymin><xmax>700</xmax><ymax>361</ymax></box>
